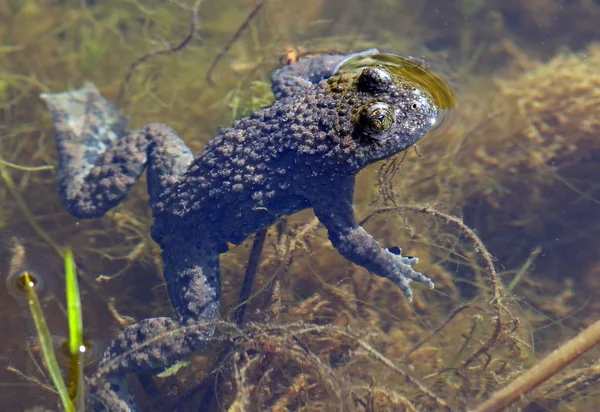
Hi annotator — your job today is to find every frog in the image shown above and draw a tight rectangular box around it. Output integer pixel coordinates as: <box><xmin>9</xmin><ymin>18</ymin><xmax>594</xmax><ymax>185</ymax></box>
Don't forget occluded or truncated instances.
<box><xmin>40</xmin><ymin>49</ymin><xmax>447</xmax><ymax>411</ymax></box>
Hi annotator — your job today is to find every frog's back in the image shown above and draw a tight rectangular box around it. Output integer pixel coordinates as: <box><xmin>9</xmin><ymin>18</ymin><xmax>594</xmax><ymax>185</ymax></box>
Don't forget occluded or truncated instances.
<box><xmin>153</xmin><ymin>84</ymin><xmax>342</xmax><ymax>244</ymax></box>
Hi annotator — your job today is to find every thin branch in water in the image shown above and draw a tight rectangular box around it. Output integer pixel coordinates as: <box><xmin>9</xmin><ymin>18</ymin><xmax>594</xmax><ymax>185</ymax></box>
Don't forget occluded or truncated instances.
<box><xmin>0</xmin><ymin>158</ymin><xmax>54</xmax><ymax>172</ymax></box>
<box><xmin>117</xmin><ymin>0</ymin><xmax>204</xmax><ymax>104</ymax></box>
<box><xmin>285</xmin><ymin>324</ymin><xmax>455</xmax><ymax>411</ymax></box>
<box><xmin>359</xmin><ymin>205</ymin><xmax>505</xmax><ymax>371</ymax></box>
<box><xmin>197</xmin><ymin>228</ymin><xmax>268</xmax><ymax>410</ymax></box>
<box><xmin>206</xmin><ymin>0</ymin><xmax>267</xmax><ymax>85</ymax></box>
<box><xmin>370</xmin><ymin>151</ymin><xmax>407</xmax><ymax>206</ymax></box>
<box><xmin>234</xmin><ymin>228</ymin><xmax>268</xmax><ymax>327</ymax></box>
<box><xmin>401</xmin><ymin>304</ymin><xmax>471</xmax><ymax>360</ymax></box>
<box><xmin>474</xmin><ymin>318</ymin><xmax>600</xmax><ymax>412</ymax></box>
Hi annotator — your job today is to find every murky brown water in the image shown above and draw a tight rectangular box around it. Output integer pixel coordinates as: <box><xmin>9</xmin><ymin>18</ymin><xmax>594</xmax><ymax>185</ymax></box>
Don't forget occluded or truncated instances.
<box><xmin>2</xmin><ymin>0</ymin><xmax>600</xmax><ymax>410</ymax></box>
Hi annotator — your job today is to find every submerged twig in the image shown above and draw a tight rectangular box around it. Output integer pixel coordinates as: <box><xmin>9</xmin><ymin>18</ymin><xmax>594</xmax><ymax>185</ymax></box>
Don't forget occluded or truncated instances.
<box><xmin>474</xmin><ymin>318</ymin><xmax>600</xmax><ymax>412</ymax></box>
<box><xmin>401</xmin><ymin>304</ymin><xmax>471</xmax><ymax>360</ymax></box>
<box><xmin>0</xmin><ymin>162</ymin><xmax>63</xmax><ymax>256</ymax></box>
<box><xmin>234</xmin><ymin>228</ymin><xmax>268</xmax><ymax>326</ymax></box>
<box><xmin>0</xmin><ymin>158</ymin><xmax>54</xmax><ymax>172</ymax></box>
<box><xmin>197</xmin><ymin>228</ymin><xmax>268</xmax><ymax>410</ymax></box>
<box><xmin>360</xmin><ymin>205</ymin><xmax>506</xmax><ymax>371</ymax></box>
<box><xmin>277</xmin><ymin>323</ymin><xmax>455</xmax><ymax>411</ymax></box>
<box><xmin>206</xmin><ymin>0</ymin><xmax>267</xmax><ymax>85</ymax></box>
<box><xmin>117</xmin><ymin>0</ymin><xmax>204</xmax><ymax>104</ymax></box>
<box><xmin>370</xmin><ymin>151</ymin><xmax>408</xmax><ymax>206</ymax></box>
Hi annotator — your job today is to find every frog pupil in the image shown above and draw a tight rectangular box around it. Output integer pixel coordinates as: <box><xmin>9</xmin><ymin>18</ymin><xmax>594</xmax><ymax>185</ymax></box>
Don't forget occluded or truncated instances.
<box><xmin>369</xmin><ymin>107</ymin><xmax>392</xmax><ymax>133</ymax></box>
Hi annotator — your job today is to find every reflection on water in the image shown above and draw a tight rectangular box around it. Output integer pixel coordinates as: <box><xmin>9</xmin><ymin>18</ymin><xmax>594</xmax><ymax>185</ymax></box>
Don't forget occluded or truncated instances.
<box><xmin>1</xmin><ymin>0</ymin><xmax>600</xmax><ymax>410</ymax></box>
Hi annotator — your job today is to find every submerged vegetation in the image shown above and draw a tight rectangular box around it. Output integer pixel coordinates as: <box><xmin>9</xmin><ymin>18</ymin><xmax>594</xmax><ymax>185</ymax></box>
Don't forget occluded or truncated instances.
<box><xmin>1</xmin><ymin>0</ymin><xmax>600</xmax><ymax>410</ymax></box>
<box><xmin>6</xmin><ymin>244</ymin><xmax>84</xmax><ymax>411</ymax></box>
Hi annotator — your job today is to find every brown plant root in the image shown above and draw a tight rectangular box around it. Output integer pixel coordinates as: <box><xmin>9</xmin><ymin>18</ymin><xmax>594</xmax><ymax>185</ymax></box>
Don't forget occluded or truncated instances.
<box><xmin>217</xmin><ymin>322</ymin><xmax>454</xmax><ymax>411</ymax></box>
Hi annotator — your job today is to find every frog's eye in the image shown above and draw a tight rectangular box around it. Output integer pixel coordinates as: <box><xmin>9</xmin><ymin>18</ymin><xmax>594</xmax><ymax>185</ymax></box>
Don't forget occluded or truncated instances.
<box><xmin>358</xmin><ymin>66</ymin><xmax>393</xmax><ymax>91</ymax></box>
<box><xmin>366</xmin><ymin>102</ymin><xmax>394</xmax><ymax>135</ymax></box>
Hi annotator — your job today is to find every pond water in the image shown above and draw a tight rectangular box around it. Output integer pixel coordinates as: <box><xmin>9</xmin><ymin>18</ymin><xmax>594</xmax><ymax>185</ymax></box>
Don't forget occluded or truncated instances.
<box><xmin>1</xmin><ymin>0</ymin><xmax>599</xmax><ymax>410</ymax></box>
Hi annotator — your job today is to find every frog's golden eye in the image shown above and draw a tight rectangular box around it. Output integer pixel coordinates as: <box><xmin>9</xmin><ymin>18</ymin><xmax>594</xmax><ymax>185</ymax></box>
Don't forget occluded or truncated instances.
<box><xmin>366</xmin><ymin>102</ymin><xmax>394</xmax><ymax>134</ymax></box>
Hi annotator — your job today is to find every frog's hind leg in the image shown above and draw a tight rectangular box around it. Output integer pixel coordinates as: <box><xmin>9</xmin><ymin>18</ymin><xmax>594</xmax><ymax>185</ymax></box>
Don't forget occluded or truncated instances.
<box><xmin>40</xmin><ymin>83</ymin><xmax>193</xmax><ymax>218</ymax></box>
<box><xmin>88</xmin><ymin>243</ymin><xmax>221</xmax><ymax>411</ymax></box>
<box><xmin>270</xmin><ymin>49</ymin><xmax>380</xmax><ymax>99</ymax></box>
<box><xmin>270</xmin><ymin>54</ymin><xmax>347</xmax><ymax>100</ymax></box>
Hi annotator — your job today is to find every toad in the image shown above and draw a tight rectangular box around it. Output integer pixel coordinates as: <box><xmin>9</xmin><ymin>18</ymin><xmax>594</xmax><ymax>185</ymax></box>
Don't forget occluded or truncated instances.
<box><xmin>41</xmin><ymin>49</ymin><xmax>452</xmax><ymax>410</ymax></box>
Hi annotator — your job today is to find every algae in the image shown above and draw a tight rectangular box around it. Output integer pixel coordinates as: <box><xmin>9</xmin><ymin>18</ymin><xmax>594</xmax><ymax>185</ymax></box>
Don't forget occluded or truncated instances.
<box><xmin>1</xmin><ymin>0</ymin><xmax>600</xmax><ymax>411</ymax></box>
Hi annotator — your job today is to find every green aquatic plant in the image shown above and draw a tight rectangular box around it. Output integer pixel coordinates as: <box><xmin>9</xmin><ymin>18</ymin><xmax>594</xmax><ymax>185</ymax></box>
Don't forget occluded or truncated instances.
<box><xmin>17</xmin><ymin>270</ymin><xmax>75</xmax><ymax>412</ymax></box>
<box><xmin>3</xmin><ymin>0</ymin><xmax>600</xmax><ymax>410</ymax></box>
<box><xmin>8</xmin><ymin>246</ymin><xmax>85</xmax><ymax>411</ymax></box>
<box><xmin>65</xmin><ymin>249</ymin><xmax>85</xmax><ymax>410</ymax></box>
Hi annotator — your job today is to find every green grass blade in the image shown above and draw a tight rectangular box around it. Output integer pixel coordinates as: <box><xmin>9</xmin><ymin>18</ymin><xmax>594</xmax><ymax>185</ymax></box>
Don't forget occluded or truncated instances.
<box><xmin>64</xmin><ymin>249</ymin><xmax>85</xmax><ymax>410</ymax></box>
<box><xmin>65</xmin><ymin>249</ymin><xmax>83</xmax><ymax>355</ymax></box>
<box><xmin>20</xmin><ymin>272</ymin><xmax>75</xmax><ymax>412</ymax></box>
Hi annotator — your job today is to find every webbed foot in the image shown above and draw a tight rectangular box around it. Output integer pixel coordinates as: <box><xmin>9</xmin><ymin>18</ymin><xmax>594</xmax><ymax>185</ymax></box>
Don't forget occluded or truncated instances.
<box><xmin>40</xmin><ymin>82</ymin><xmax>128</xmax><ymax>155</ymax></box>
<box><xmin>385</xmin><ymin>248</ymin><xmax>434</xmax><ymax>302</ymax></box>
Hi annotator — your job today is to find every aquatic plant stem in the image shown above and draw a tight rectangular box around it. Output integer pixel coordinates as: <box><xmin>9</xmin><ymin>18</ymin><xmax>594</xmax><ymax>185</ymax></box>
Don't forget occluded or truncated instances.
<box><xmin>195</xmin><ymin>229</ymin><xmax>268</xmax><ymax>411</ymax></box>
<box><xmin>20</xmin><ymin>272</ymin><xmax>75</xmax><ymax>412</ymax></box>
<box><xmin>0</xmin><ymin>161</ymin><xmax>63</xmax><ymax>257</ymax></box>
<box><xmin>206</xmin><ymin>0</ymin><xmax>267</xmax><ymax>85</ymax></box>
<box><xmin>474</xmin><ymin>318</ymin><xmax>600</xmax><ymax>412</ymax></box>
<box><xmin>0</xmin><ymin>158</ymin><xmax>54</xmax><ymax>172</ymax></box>
<box><xmin>234</xmin><ymin>228</ymin><xmax>267</xmax><ymax>326</ymax></box>
<box><xmin>360</xmin><ymin>205</ymin><xmax>504</xmax><ymax>370</ymax></box>
<box><xmin>117</xmin><ymin>0</ymin><xmax>204</xmax><ymax>103</ymax></box>
<box><xmin>401</xmin><ymin>304</ymin><xmax>471</xmax><ymax>360</ymax></box>
<box><xmin>65</xmin><ymin>249</ymin><xmax>85</xmax><ymax>410</ymax></box>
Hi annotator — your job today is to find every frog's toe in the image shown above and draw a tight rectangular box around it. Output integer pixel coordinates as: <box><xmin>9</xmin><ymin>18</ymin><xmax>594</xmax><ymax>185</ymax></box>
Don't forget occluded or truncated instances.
<box><xmin>405</xmin><ymin>267</ymin><xmax>435</xmax><ymax>289</ymax></box>
<box><xmin>393</xmin><ymin>273</ymin><xmax>414</xmax><ymax>302</ymax></box>
<box><xmin>401</xmin><ymin>255</ymin><xmax>419</xmax><ymax>266</ymax></box>
<box><xmin>387</xmin><ymin>251</ymin><xmax>435</xmax><ymax>301</ymax></box>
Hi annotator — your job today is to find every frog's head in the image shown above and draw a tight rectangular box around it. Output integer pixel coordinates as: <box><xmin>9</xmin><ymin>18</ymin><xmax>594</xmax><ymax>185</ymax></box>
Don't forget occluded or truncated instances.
<box><xmin>325</xmin><ymin>53</ymin><xmax>455</xmax><ymax>170</ymax></box>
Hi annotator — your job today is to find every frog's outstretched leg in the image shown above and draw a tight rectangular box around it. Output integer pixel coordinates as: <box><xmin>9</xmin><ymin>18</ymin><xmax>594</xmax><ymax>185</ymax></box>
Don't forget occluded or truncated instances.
<box><xmin>88</xmin><ymin>242</ymin><xmax>221</xmax><ymax>411</ymax></box>
<box><xmin>309</xmin><ymin>177</ymin><xmax>434</xmax><ymax>302</ymax></box>
<box><xmin>41</xmin><ymin>85</ymin><xmax>218</xmax><ymax>411</ymax></box>
<box><xmin>40</xmin><ymin>83</ymin><xmax>194</xmax><ymax>218</ymax></box>
<box><xmin>270</xmin><ymin>49</ymin><xmax>379</xmax><ymax>100</ymax></box>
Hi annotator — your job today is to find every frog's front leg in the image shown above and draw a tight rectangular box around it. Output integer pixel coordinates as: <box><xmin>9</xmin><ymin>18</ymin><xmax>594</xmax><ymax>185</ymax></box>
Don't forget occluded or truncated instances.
<box><xmin>310</xmin><ymin>181</ymin><xmax>434</xmax><ymax>302</ymax></box>
<box><xmin>88</xmin><ymin>242</ymin><xmax>221</xmax><ymax>411</ymax></box>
